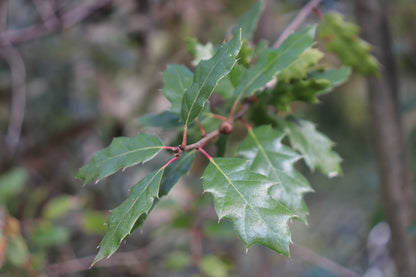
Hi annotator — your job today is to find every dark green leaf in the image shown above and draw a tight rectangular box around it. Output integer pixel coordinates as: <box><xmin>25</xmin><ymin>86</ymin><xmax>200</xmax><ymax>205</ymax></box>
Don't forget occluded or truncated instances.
<box><xmin>131</xmin><ymin>151</ymin><xmax>195</xmax><ymax>232</ymax></box>
<box><xmin>232</xmin><ymin>0</ymin><xmax>264</xmax><ymax>41</ymax></box>
<box><xmin>233</xmin><ymin>26</ymin><xmax>316</xmax><ymax>102</ymax></box>
<box><xmin>92</xmin><ymin>168</ymin><xmax>164</xmax><ymax>265</ymax></box>
<box><xmin>282</xmin><ymin>117</ymin><xmax>342</xmax><ymax>177</ymax></box>
<box><xmin>159</xmin><ymin>151</ymin><xmax>195</xmax><ymax>197</ymax></box>
<box><xmin>137</xmin><ymin>110</ymin><xmax>182</xmax><ymax>129</ymax></box>
<box><xmin>181</xmin><ymin>32</ymin><xmax>242</xmax><ymax>126</ymax></box>
<box><xmin>238</xmin><ymin>125</ymin><xmax>312</xmax><ymax>222</ymax></box>
<box><xmin>77</xmin><ymin>133</ymin><xmax>164</xmax><ymax>185</ymax></box>
<box><xmin>203</xmin><ymin>157</ymin><xmax>293</xmax><ymax>255</ymax></box>
<box><xmin>162</xmin><ymin>64</ymin><xmax>193</xmax><ymax>115</ymax></box>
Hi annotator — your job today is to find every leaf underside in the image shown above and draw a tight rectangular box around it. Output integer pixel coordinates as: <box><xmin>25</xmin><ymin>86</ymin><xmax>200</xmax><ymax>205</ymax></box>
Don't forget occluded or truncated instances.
<box><xmin>92</xmin><ymin>168</ymin><xmax>165</xmax><ymax>266</ymax></box>
<box><xmin>77</xmin><ymin>133</ymin><xmax>164</xmax><ymax>185</ymax></box>
<box><xmin>203</xmin><ymin>158</ymin><xmax>294</xmax><ymax>255</ymax></box>
<box><xmin>238</xmin><ymin>125</ymin><xmax>312</xmax><ymax>222</ymax></box>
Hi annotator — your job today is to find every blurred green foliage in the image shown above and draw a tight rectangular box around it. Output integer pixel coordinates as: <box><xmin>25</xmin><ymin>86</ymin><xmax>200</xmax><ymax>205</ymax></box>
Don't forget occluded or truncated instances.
<box><xmin>0</xmin><ymin>0</ymin><xmax>415</xmax><ymax>276</ymax></box>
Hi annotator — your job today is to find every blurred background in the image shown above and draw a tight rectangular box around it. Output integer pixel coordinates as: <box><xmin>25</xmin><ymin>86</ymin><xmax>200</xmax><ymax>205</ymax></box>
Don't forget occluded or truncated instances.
<box><xmin>0</xmin><ymin>0</ymin><xmax>415</xmax><ymax>276</ymax></box>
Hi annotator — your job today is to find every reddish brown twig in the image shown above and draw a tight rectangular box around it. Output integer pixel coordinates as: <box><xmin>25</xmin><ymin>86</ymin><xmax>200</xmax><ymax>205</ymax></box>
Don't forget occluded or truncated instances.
<box><xmin>273</xmin><ymin>0</ymin><xmax>322</xmax><ymax>48</ymax></box>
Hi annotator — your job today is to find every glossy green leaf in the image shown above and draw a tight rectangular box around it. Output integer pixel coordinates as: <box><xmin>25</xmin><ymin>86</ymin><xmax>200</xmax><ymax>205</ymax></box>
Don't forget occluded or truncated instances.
<box><xmin>318</xmin><ymin>12</ymin><xmax>379</xmax><ymax>76</ymax></box>
<box><xmin>203</xmin><ymin>158</ymin><xmax>293</xmax><ymax>255</ymax></box>
<box><xmin>282</xmin><ymin>117</ymin><xmax>342</xmax><ymax>177</ymax></box>
<box><xmin>181</xmin><ymin>32</ymin><xmax>242</xmax><ymax>126</ymax></box>
<box><xmin>233</xmin><ymin>26</ymin><xmax>316</xmax><ymax>102</ymax></box>
<box><xmin>238</xmin><ymin>126</ymin><xmax>312</xmax><ymax>222</ymax></box>
<box><xmin>77</xmin><ymin>133</ymin><xmax>164</xmax><ymax>185</ymax></box>
<box><xmin>127</xmin><ymin>151</ymin><xmax>195</xmax><ymax>237</ymax></box>
<box><xmin>137</xmin><ymin>110</ymin><xmax>182</xmax><ymax>129</ymax></box>
<box><xmin>159</xmin><ymin>151</ymin><xmax>195</xmax><ymax>197</ymax></box>
<box><xmin>92</xmin><ymin>168</ymin><xmax>164</xmax><ymax>265</ymax></box>
<box><xmin>232</xmin><ymin>0</ymin><xmax>264</xmax><ymax>41</ymax></box>
<box><xmin>162</xmin><ymin>64</ymin><xmax>193</xmax><ymax>115</ymax></box>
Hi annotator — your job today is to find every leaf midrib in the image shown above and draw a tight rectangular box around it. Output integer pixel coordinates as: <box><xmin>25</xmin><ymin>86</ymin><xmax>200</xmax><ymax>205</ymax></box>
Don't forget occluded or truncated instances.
<box><xmin>104</xmin><ymin>167</ymin><xmax>164</xmax><ymax>246</ymax></box>
<box><xmin>94</xmin><ymin>145</ymin><xmax>163</xmax><ymax>168</ymax></box>
<box><xmin>209</xmin><ymin>159</ymin><xmax>284</xmax><ymax>249</ymax></box>
<box><xmin>184</xmin><ymin>48</ymin><xmax>236</xmax><ymax>126</ymax></box>
<box><xmin>247</xmin><ymin>129</ymin><xmax>301</xmax><ymax>217</ymax></box>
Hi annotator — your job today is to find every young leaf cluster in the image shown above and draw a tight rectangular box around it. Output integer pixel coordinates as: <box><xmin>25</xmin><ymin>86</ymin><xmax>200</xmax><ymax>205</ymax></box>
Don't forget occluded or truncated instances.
<box><xmin>78</xmin><ymin>1</ymin><xmax>378</xmax><ymax>266</ymax></box>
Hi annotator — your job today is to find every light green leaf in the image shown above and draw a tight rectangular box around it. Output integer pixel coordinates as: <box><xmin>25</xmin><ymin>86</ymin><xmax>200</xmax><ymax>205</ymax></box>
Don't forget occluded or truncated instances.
<box><xmin>269</xmin><ymin>66</ymin><xmax>351</xmax><ymax>111</ymax></box>
<box><xmin>233</xmin><ymin>26</ymin><xmax>316</xmax><ymax>102</ymax></box>
<box><xmin>282</xmin><ymin>117</ymin><xmax>342</xmax><ymax>177</ymax></box>
<box><xmin>93</xmin><ymin>168</ymin><xmax>164</xmax><ymax>265</ymax></box>
<box><xmin>77</xmin><ymin>133</ymin><xmax>164</xmax><ymax>185</ymax></box>
<box><xmin>309</xmin><ymin>66</ymin><xmax>351</xmax><ymax>95</ymax></box>
<box><xmin>0</xmin><ymin>168</ymin><xmax>27</xmax><ymax>204</ymax></box>
<box><xmin>318</xmin><ymin>12</ymin><xmax>379</xmax><ymax>76</ymax></box>
<box><xmin>203</xmin><ymin>158</ymin><xmax>293</xmax><ymax>255</ymax></box>
<box><xmin>238</xmin><ymin>126</ymin><xmax>312</xmax><ymax>222</ymax></box>
<box><xmin>278</xmin><ymin>48</ymin><xmax>324</xmax><ymax>82</ymax></box>
<box><xmin>42</xmin><ymin>195</ymin><xmax>73</xmax><ymax>220</ymax></box>
<box><xmin>162</xmin><ymin>64</ymin><xmax>193</xmax><ymax>115</ymax></box>
<box><xmin>181</xmin><ymin>32</ymin><xmax>242</xmax><ymax>126</ymax></box>
<box><xmin>232</xmin><ymin>0</ymin><xmax>264</xmax><ymax>41</ymax></box>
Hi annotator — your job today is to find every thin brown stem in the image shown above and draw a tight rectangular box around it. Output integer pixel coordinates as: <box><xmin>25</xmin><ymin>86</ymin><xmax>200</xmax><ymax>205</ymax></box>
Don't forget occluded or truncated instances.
<box><xmin>196</xmin><ymin>118</ymin><xmax>206</xmax><ymax>137</ymax></box>
<box><xmin>273</xmin><ymin>0</ymin><xmax>322</xmax><ymax>48</ymax></box>
<box><xmin>162</xmin><ymin>156</ymin><xmax>180</xmax><ymax>169</ymax></box>
<box><xmin>209</xmin><ymin>113</ymin><xmax>228</xmax><ymax>121</ymax></box>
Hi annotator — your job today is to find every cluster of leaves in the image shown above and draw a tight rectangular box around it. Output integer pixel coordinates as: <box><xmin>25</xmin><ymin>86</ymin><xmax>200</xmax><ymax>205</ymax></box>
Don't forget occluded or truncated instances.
<box><xmin>77</xmin><ymin>1</ymin><xmax>378</xmax><ymax>266</ymax></box>
<box><xmin>318</xmin><ymin>12</ymin><xmax>379</xmax><ymax>76</ymax></box>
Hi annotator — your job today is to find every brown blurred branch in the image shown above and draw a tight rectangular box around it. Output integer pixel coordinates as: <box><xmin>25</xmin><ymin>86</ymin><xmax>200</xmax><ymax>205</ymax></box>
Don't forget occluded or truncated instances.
<box><xmin>32</xmin><ymin>0</ymin><xmax>59</xmax><ymax>31</ymax></box>
<box><xmin>355</xmin><ymin>1</ymin><xmax>416</xmax><ymax>277</ymax></box>
<box><xmin>291</xmin><ymin>244</ymin><xmax>361</xmax><ymax>277</ymax></box>
<box><xmin>1</xmin><ymin>44</ymin><xmax>26</xmax><ymax>151</ymax></box>
<box><xmin>0</xmin><ymin>0</ymin><xmax>26</xmax><ymax>152</ymax></box>
<box><xmin>0</xmin><ymin>0</ymin><xmax>113</xmax><ymax>46</ymax></box>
